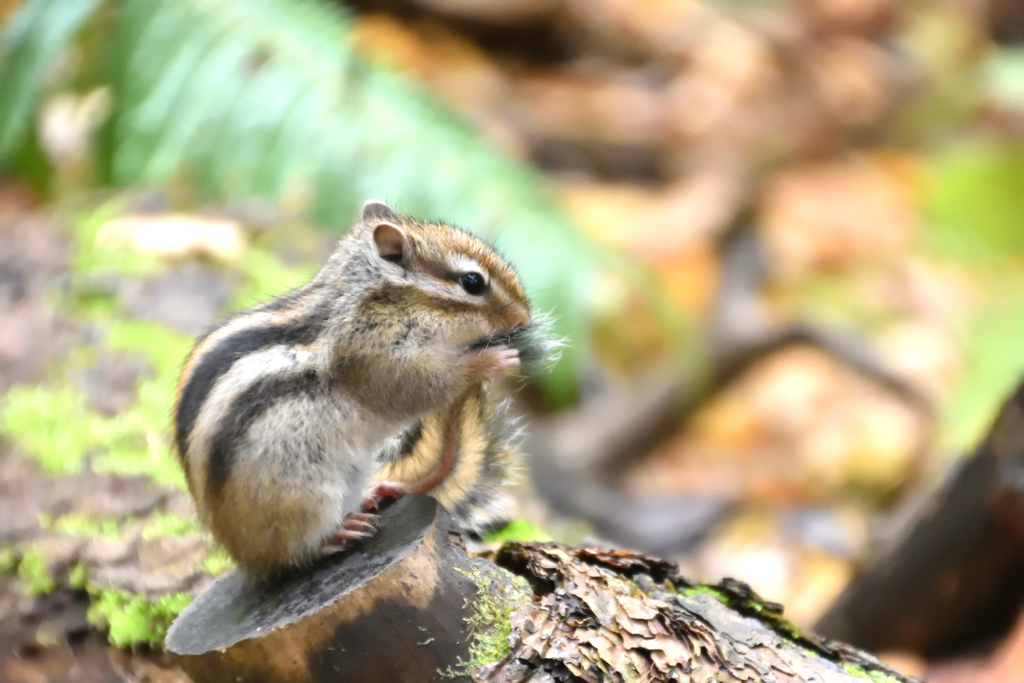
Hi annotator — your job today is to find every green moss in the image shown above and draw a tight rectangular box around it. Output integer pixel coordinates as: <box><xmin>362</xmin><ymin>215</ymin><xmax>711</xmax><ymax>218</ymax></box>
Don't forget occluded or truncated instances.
<box><xmin>841</xmin><ymin>663</ymin><xmax>904</xmax><ymax>683</ymax></box>
<box><xmin>0</xmin><ymin>203</ymin><xmax>201</xmax><ymax>490</ymax></box>
<box><xmin>717</xmin><ymin>583</ymin><xmax>809</xmax><ymax>644</ymax></box>
<box><xmin>678</xmin><ymin>580</ymin><xmax>825</xmax><ymax>657</ymax></box>
<box><xmin>1</xmin><ymin>386</ymin><xmax>96</xmax><ymax>473</ymax></box>
<box><xmin>483</xmin><ymin>520</ymin><xmax>552</xmax><ymax>544</ymax></box>
<box><xmin>2</xmin><ymin>318</ymin><xmax>192</xmax><ymax>490</ymax></box>
<box><xmin>441</xmin><ymin>564</ymin><xmax>533</xmax><ymax>678</ymax></box>
<box><xmin>106</xmin><ymin>319</ymin><xmax>191</xmax><ymax>377</ymax></box>
<box><xmin>202</xmin><ymin>547</ymin><xmax>235</xmax><ymax>576</ymax></box>
<box><xmin>18</xmin><ymin>547</ymin><xmax>56</xmax><ymax>596</ymax></box>
<box><xmin>88</xmin><ymin>413</ymin><xmax>186</xmax><ymax>489</ymax></box>
<box><xmin>65</xmin><ymin>278</ymin><xmax>120</xmax><ymax>318</ymax></box>
<box><xmin>142</xmin><ymin>512</ymin><xmax>200</xmax><ymax>541</ymax></box>
<box><xmin>681</xmin><ymin>584</ymin><xmax>902</xmax><ymax>679</ymax></box>
<box><xmin>87</xmin><ymin>588</ymin><xmax>193</xmax><ymax>648</ymax></box>
<box><xmin>71</xmin><ymin>202</ymin><xmax>164</xmax><ymax>277</ymax></box>
<box><xmin>69</xmin><ymin>564</ymin><xmax>88</xmax><ymax>589</ymax></box>
<box><xmin>0</xmin><ymin>547</ymin><xmax>18</xmax><ymax>573</ymax></box>
<box><xmin>2</xmin><ymin>379</ymin><xmax>187</xmax><ymax>489</ymax></box>
<box><xmin>679</xmin><ymin>585</ymin><xmax>730</xmax><ymax>604</ymax></box>
<box><xmin>95</xmin><ymin>320</ymin><xmax>191</xmax><ymax>488</ymax></box>
<box><xmin>5</xmin><ymin>201</ymin><xmax>322</xmax><ymax>494</ymax></box>
<box><xmin>41</xmin><ymin>512</ymin><xmax>123</xmax><ymax>537</ymax></box>
<box><xmin>3</xmin><ymin>203</ymin><xmax>359</xmax><ymax>649</ymax></box>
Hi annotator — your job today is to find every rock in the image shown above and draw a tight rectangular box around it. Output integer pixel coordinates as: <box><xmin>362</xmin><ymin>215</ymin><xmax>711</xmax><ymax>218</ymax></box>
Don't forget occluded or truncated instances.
<box><xmin>0</xmin><ymin>302</ymin><xmax>71</xmax><ymax>392</ymax></box>
<box><xmin>77</xmin><ymin>352</ymin><xmax>152</xmax><ymax>416</ymax></box>
<box><xmin>118</xmin><ymin>263</ymin><xmax>236</xmax><ymax>335</ymax></box>
<box><xmin>96</xmin><ymin>214</ymin><xmax>246</xmax><ymax>261</ymax></box>
<box><xmin>81</xmin><ymin>537</ymin><xmax>139</xmax><ymax>568</ymax></box>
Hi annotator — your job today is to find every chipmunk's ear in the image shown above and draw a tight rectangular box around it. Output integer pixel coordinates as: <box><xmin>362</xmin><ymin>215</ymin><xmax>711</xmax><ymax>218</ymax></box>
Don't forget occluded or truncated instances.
<box><xmin>362</xmin><ymin>199</ymin><xmax>400</xmax><ymax>223</ymax></box>
<box><xmin>373</xmin><ymin>222</ymin><xmax>406</xmax><ymax>263</ymax></box>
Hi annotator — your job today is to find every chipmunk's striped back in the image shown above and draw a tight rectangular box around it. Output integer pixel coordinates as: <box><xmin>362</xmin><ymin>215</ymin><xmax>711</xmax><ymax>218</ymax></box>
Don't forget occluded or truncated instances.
<box><xmin>173</xmin><ymin>282</ymin><xmax>330</xmax><ymax>491</ymax></box>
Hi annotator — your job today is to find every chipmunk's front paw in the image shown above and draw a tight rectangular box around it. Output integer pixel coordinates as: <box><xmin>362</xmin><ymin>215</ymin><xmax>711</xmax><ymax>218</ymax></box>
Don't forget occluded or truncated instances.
<box><xmin>321</xmin><ymin>512</ymin><xmax>380</xmax><ymax>555</ymax></box>
<box><xmin>477</xmin><ymin>346</ymin><xmax>521</xmax><ymax>380</ymax></box>
<box><xmin>361</xmin><ymin>481</ymin><xmax>407</xmax><ymax>512</ymax></box>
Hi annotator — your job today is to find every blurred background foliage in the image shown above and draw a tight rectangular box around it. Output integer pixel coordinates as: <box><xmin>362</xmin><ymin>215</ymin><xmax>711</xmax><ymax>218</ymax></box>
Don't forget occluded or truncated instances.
<box><xmin>2</xmin><ymin>0</ymin><xmax>1024</xmax><ymax>679</ymax></box>
<box><xmin>0</xmin><ymin>0</ymin><xmax>660</xmax><ymax>406</ymax></box>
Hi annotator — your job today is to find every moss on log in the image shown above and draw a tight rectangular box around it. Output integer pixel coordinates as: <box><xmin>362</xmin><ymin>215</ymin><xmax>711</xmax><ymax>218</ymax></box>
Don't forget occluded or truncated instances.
<box><xmin>478</xmin><ymin>544</ymin><xmax>913</xmax><ymax>682</ymax></box>
<box><xmin>166</xmin><ymin>495</ymin><xmax>915</xmax><ymax>683</ymax></box>
<box><xmin>166</xmin><ymin>495</ymin><xmax>511</xmax><ymax>683</ymax></box>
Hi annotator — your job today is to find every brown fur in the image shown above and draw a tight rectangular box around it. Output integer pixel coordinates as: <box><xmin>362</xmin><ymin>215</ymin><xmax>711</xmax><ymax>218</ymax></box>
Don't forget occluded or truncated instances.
<box><xmin>173</xmin><ymin>200</ymin><xmax>531</xmax><ymax>579</ymax></box>
<box><xmin>374</xmin><ymin>387</ymin><xmax>519</xmax><ymax>534</ymax></box>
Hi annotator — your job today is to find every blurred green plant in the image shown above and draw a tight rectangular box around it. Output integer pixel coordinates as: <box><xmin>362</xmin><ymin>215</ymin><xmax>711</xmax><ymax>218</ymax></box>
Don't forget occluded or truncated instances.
<box><xmin>927</xmin><ymin>142</ymin><xmax>1024</xmax><ymax>259</ymax></box>
<box><xmin>925</xmin><ymin>141</ymin><xmax>1024</xmax><ymax>450</ymax></box>
<box><xmin>0</xmin><ymin>0</ymin><xmax>639</xmax><ymax>404</ymax></box>
<box><xmin>87</xmin><ymin>588</ymin><xmax>193</xmax><ymax>648</ymax></box>
<box><xmin>0</xmin><ymin>0</ymin><xmax>99</xmax><ymax>163</ymax></box>
<box><xmin>986</xmin><ymin>46</ymin><xmax>1024</xmax><ymax>111</ymax></box>
<box><xmin>0</xmin><ymin>198</ymin><xmax>322</xmax><ymax>488</ymax></box>
<box><xmin>17</xmin><ymin>547</ymin><xmax>55</xmax><ymax>597</ymax></box>
<box><xmin>483</xmin><ymin>519</ymin><xmax>553</xmax><ymax>544</ymax></box>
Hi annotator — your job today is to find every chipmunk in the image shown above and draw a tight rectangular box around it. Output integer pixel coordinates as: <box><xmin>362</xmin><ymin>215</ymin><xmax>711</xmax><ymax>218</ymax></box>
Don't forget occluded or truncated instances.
<box><xmin>374</xmin><ymin>385</ymin><xmax>520</xmax><ymax>535</ymax></box>
<box><xmin>173</xmin><ymin>200</ymin><xmax>543</xmax><ymax>580</ymax></box>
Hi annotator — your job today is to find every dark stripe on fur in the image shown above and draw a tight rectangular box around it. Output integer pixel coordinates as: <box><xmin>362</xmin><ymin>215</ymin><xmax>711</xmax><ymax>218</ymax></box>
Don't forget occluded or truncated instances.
<box><xmin>185</xmin><ymin>284</ymin><xmax>310</xmax><ymax>350</ymax></box>
<box><xmin>205</xmin><ymin>368</ymin><xmax>322</xmax><ymax>500</ymax></box>
<box><xmin>174</xmin><ymin>306</ymin><xmax>327</xmax><ymax>459</ymax></box>
<box><xmin>397</xmin><ymin>420</ymin><xmax>423</xmax><ymax>460</ymax></box>
<box><xmin>451</xmin><ymin>487</ymin><xmax>509</xmax><ymax>537</ymax></box>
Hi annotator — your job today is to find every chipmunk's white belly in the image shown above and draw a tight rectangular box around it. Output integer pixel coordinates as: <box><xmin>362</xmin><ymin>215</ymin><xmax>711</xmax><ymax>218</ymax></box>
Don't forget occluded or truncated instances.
<box><xmin>189</xmin><ymin>343</ymin><xmax>413</xmax><ymax>521</ymax></box>
<box><xmin>317</xmin><ymin>389</ymin><xmax>404</xmax><ymax>514</ymax></box>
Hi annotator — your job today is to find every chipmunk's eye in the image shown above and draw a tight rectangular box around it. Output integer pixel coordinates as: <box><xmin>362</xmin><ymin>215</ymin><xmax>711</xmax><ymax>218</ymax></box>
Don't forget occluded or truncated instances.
<box><xmin>460</xmin><ymin>272</ymin><xmax>486</xmax><ymax>295</ymax></box>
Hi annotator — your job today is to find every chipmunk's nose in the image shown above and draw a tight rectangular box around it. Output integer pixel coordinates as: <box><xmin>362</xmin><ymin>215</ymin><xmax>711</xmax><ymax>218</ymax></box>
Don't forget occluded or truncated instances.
<box><xmin>500</xmin><ymin>304</ymin><xmax>530</xmax><ymax>331</ymax></box>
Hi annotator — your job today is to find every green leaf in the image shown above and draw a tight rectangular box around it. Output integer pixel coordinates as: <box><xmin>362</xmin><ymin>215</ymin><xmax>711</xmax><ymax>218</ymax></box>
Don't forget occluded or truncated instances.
<box><xmin>986</xmin><ymin>47</ymin><xmax>1024</xmax><ymax>110</ymax></box>
<box><xmin>483</xmin><ymin>520</ymin><xmax>552</xmax><ymax>544</ymax></box>
<box><xmin>0</xmin><ymin>0</ymin><xmax>100</xmax><ymax>163</ymax></box>
<box><xmin>924</xmin><ymin>142</ymin><xmax>1024</xmax><ymax>448</ymax></box>
<box><xmin>925</xmin><ymin>141</ymin><xmax>1024</xmax><ymax>259</ymax></box>
<box><xmin>2</xmin><ymin>0</ymin><xmax>631</xmax><ymax>401</ymax></box>
<box><xmin>942</xmin><ymin>267</ymin><xmax>1024</xmax><ymax>450</ymax></box>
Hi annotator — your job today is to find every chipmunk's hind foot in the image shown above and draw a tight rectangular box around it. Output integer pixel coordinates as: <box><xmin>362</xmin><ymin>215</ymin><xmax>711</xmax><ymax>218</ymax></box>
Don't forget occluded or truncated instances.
<box><xmin>320</xmin><ymin>512</ymin><xmax>381</xmax><ymax>555</ymax></box>
<box><xmin>361</xmin><ymin>481</ymin><xmax>407</xmax><ymax>512</ymax></box>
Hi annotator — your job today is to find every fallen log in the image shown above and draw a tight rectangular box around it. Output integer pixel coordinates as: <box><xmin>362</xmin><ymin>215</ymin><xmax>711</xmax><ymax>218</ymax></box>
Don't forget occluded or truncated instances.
<box><xmin>166</xmin><ymin>494</ymin><xmax>520</xmax><ymax>683</ymax></box>
<box><xmin>166</xmin><ymin>494</ymin><xmax>914</xmax><ymax>682</ymax></box>
<box><xmin>817</xmin><ymin>380</ymin><xmax>1024</xmax><ymax>657</ymax></box>
<box><xmin>478</xmin><ymin>544</ymin><xmax>912</xmax><ymax>682</ymax></box>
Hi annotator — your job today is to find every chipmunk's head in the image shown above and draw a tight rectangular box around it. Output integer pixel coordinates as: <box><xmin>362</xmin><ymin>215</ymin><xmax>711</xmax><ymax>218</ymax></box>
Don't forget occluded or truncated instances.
<box><xmin>344</xmin><ymin>200</ymin><xmax>531</xmax><ymax>386</ymax></box>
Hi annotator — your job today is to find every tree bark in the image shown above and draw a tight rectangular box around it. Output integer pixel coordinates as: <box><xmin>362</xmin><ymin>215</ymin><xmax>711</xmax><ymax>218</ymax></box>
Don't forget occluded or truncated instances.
<box><xmin>166</xmin><ymin>495</ymin><xmax>498</xmax><ymax>683</ymax></box>
<box><xmin>478</xmin><ymin>544</ymin><xmax>913</xmax><ymax>682</ymax></box>
<box><xmin>816</xmin><ymin>381</ymin><xmax>1024</xmax><ymax>657</ymax></box>
<box><xmin>166</xmin><ymin>496</ymin><xmax>915</xmax><ymax>683</ymax></box>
